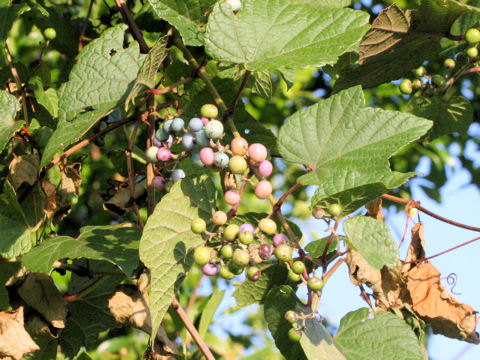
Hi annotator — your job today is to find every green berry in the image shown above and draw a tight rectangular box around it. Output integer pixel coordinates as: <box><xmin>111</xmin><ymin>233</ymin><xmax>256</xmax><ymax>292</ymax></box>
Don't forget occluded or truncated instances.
<box><xmin>327</xmin><ymin>203</ymin><xmax>342</xmax><ymax>217</ymax></box>
<box><xmin>465</xmin><ymin>28</ymin><xmax>480</xmax><ymax>44</ymax></box>
<box><xmin>229</xmin><ymin>155</ymin><xmax>248</xmax><ymax>174</ymax></box>
<box><xmin>191</xmin><ymin>218</ymin><xmax>206</xmax><ymax>234</ymax></box>
<box><xmin>413</xmin><ymin>66</ymin><xmax>426</xmax><ymax>78</ymax></box>
<box><xmin>288</xmin><ymin>328</ymin><xmax>302</xmax><ymax>342</ymax></box>
<box><xmin>412</xmin><ymin>79</ymin><xmax>423</xmax><ymax>90</ymax></box>
<box><xmin>239</xmin><ymin>231</ymin><xmax>254</xmax><ymax>245</ymax></box>
<box><xmin>467</xmin><ymin>46</ymin><xmax>479</xmax><ymax>58</ymax></box>
<box><xmin>220</xmin><ymin>244</ymin><xmax>234</xmax><ymax>259</ymax></box>
<box><xmin>258</xmin><ymin>218</ymin><xmax>277</xmax><ymax>235</ymax></box>
<box><xmin>224</xmin><ymin>224</ymin><xmax>240</xmax><ymax>241</ymax></box>
<box><xmin>432</xmin><ymin>74</ymin><xmax>446</xmax><ymax>87</ymax></box>
<box><xmin>43</xmin><ymin>27</ymin><xmax>57</xmax><ymax>40</ymax></box>
<box><xmin>193</xmin><ymin>246</ymin><xmax>211</xmax><ymax>266</ymax></box>
<box><xmin>219</xmin><ymin>266</ymin><xmax>236</xmax><ymax>280</ymax></box>
<box><xmin>444</xmin><ymin>58</ymin><xmax>456</xmax><ymax>69</ymax></box>
<box><xmin>246</xmin><ymin>266</ymin><xmax>261</xmax><ymax>281</ymax></box>
<box><xmin>399</xmin><ymin>79</ymin><xmax>413</xmax><ymax>95</ymax></box>
<box><xmin>288</xmin><ymin>271</ymin><xmax>301</xmax><ymax>282</ymax></box>
<box><xmin>200</xmin><ymin>104</ymin><xmax>219</xmax><ymax>119</ymax></box>
<box><xmin>233</xmin><ymin>248</ymin><xmax>250</xmax><ymax>267</ymax></box>
<box><xmin>284</xmin><ymin>310</ymin><xmax>298</xmax><ymax>324</ymax></box>
<box><xmin>291</xmin><ymin>261</ymin><xmax>305</xmax><ymax>274</ymax></box>
<box><xmin>228</xmin><ymin>261</ymin><xmax>244</xmax><ymax>275</ymax></box>
<box><xmin>274</xmin><ymin>244</ymin><xmax>292</xmax><ymax>262</ymax></box>
<box><xmin>307</xmin><ymin>277</ymin><xmax>324</xmax><ymax>291</ymax></box>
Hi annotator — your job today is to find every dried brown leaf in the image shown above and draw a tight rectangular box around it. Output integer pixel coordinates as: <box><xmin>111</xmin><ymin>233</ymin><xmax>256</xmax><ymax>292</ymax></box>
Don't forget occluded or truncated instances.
<box><xmin>0</xmin><ymin>307</ymin><xmax>39</xmax><ymax>359</ymax></box>
<box><xmin>25</xmin><ymin>315</ymin><xmax>57</xmax><ymax>338</ymax></box>
<box><xmin>41</xmin><ymin>180</ymin><xmax>57</xmax><ymax>219</ymax></box>
<box><xmin>407</xmin><ymin>262</ymin><xmax>479</xmax><ymax>343</ymax></box>
<box><xmin>403</xmin><ymin>223</ymin><xmax>426</xmax><ymax>273</ymax></box>
<box><xmin>8</xmin><ymin>154</ymin><xmax>39</xmax><ymax>190</ymax></box>
<box><xmin>61</xmin><ymin>163</ymin><xmax>82</xmax><ymax>198</ymax></box>
<box><xmin>103</xmin><ymin>183</ymin><xmax>145</xmax><ymax>215</ymax></box>
<box><xmin>366</xmin><ymin>198</ymin><xmax>383</xmax><ymax>222</ymax></box>
<box><xmin>17</xmin><ymin>273</ymin><xmax>68</xmax><ymax>329</ymax></box>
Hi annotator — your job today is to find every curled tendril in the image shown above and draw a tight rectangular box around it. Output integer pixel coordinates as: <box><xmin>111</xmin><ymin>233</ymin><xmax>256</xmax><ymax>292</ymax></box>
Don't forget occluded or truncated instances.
<box><xmin>445</xmin><ymin>273</ymin><xmax>461</xmax><ymax>295</ymax></box>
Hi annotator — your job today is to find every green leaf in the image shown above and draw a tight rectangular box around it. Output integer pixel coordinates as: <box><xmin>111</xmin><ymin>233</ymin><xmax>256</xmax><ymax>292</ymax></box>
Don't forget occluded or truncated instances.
<box><xmin>333</xmin><ymin>308</ymin><xmax>424</xmax><ymax>360</ymax></box>
<box><xmin>0</xmin><ymin>90</ymin><xmax>23</xmax><ymax>153</ymax></box>
<box><xmin>343</xmin><ymin>216</ymin><xmax>398</xmax><ymax>270</ymax></box>
<box><xmin>147</xmin><ymin>0</ymin><xmax>214</xmax><ymax>46</ymax></box>
<box><xmin>126</xmin><ymin>35</ymin><xmax>169</xmax><ymax>109</ymax></box>
<box><xmin>58</xmin><ymin>24</ymin><xmax>144</xmax><ymax>121</ymax></box>
<box><xmin>251</xmin><ymin>71</ymin><xmax>273</xmax><ymax>101</ymax></box>
<box><xmin>0</xmin><ymin>262</ymin><xmax>20</xmax><ymax>310</ymax></box>
<box><xmin>205</xmin><ymin>0</ymin><xmax>369</xmax><ymax>71</ymax></box>
<box><xmin>300</xmin><ymin>317</ymin><xmax>346</xmax><ymax>360</ymax></box>
<box><xmin>22</xmin><ymin>224</ymin><xmax>140</xmax><ymax>278</ymax></box>
<box><xmin>335</xmin><ymin>4</ymin><xmax>441</xmax><ymax>90</ymax></box>
<box><xmin>405</xmin><ymin>93</ymin><xmax>473</xmax><ymax>141</ymax></box>
<box><xmin>450</xmin><ymin>12</ymin><xmax>480</xmax><ymax>36</ymax></box>
<box><xmin>233</xmin><ymin>264</ymin><xmax>287</xmax><ymax>307</ymax></box>
<box><xmin>198</xmin><ymin>290</ymin><xmax>225</xmax><ymax>339</ymax></box>
<box><xmin>29</xmin><ymin>77</ymin><xmax>58</xmax><ymax>118</ymax></box>
<box><xmin>25</xmin><ymin>335</ymin><xmax>57</xmax><ymax>360</ymax></box>
<box><xmin>305</xmin><ymin>237</ymin><xmax>338</xmax><ymax>258</ymax></box>
<box><xmin>0</xmin><ymin>1</ymin><xmax>29</xmax><ymax>43</ymax></box>
<box><xmin>0</xmin><ymin>181</ymin><xmax>34</xmax><ymax>258</ymax></box>
<box><xmin>277</xmin><ymin>86</ymin><xmax>432</xmax><ymax>215</ymax></box>
<box><xmin>264</xmin><ymin>285</ymin><xmax>307</xmax><ymax>360</ymax></box>
<box><xmin>139</xmin><ymin>176</ymin><xmax>217</xmax><ymax>339</ymax></box>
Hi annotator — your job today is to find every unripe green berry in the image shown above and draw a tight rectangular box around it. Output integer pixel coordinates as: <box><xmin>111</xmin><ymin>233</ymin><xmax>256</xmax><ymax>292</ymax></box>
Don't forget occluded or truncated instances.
<box><xmin>465</xmin><ymin>28</ymin><xmax>480</xmax><ymax>44</ymax></box>
<box><xmin>246</xmin><ymin>266</ymin><xmax>261</xmax><ymax>281</ymax></box>
<box><xmin>413</xmin><ymin>66</ymin><xmax>426</xmax><ymax>78</ymax></box>
<box><xmin>193</xmin><ymin>246</ymin><xmax>211</xmax><ymax>266</ymax></box>
<box><xmin>288</xmin><ymin>271</ymin><xmax>301</xmax><ymax>282</ymax></box>
<box><xmin>444</xmin><ymin>58</ymin><xmax>456</xmax><ymax>69</ymax></box>
<box><xmin>291</xmin><ymin>261</ymin><xmax>305</xmax><ymax>274</ymax></box>
<box><xmin>274</xmin><ymin>244</ymin><xmax>292</xmax><ymax>262</ymax></box>
<box><xmin>228</xmin><ymin>261</ymin><xmax>244</xmax><ymax>275</ymax></box>
<box><xmin>200</xmin><ymin>104</ymin><xmax>219</xmax><ymax>119</ymax></box>
<box><xmin>219</xmin><ymin>266</ymin><xmax>235</xmax><ymax>280</ymax></box>
<box><xmin>258</xmin><ymin>218</ymin><xmax>277</xmax><ymax>235</ymax></box>
<box><xmin>328</xmin><ymin>203</ymin><xmax>342</xmax><ymax>217</ymax></box>
<box><xmin>239</xmin><ymin>231</ymin><xmax>254</xmax><ymax>245</ymax></box>
<box><xmin>44</xmin><ymin>27</ymin><xmax>57</xmax><ymax>40</ymax></box>
<box><xmin>229</xmin><ymin>155</ymin><xmax>248</xmax><ymax>174</ymax></box>
<box><xmin>220</xmin><ymin>244</ymin><xmax>234</xmax><ymax>259</ymax></box>
<box><xmin>412</xmin><ymin>79</ymin><xmax>423</xmax><ymax>90</ymax></box>
<box><xmin>191</xmin><ymin>218</ymin><xmax>206</xmax><ymax>234</ymax></box>
<box><xmin>284</xmin><ymin>310</ymin><xmax>298</xmax><ymax>324</ymax></box>
<box><xmin>467</xmin><ymin>46</ymin><xmax>479</xmax><ymax>58</ymax></box>
<box><xmin>145</xmin><ymin>146</ymin><xmax>159</xmax><ymax>163</ymax></box>
<box><xmin>432</xmin><ymin>74</ymin><xmax>446</xmax><ymax>87</ymax></box>
<box><xmin>224</xmin><ymin>223</ymin><xmax>240</xmax><ymax>241</ymax></box>
<box><xmin>233</xmin><ymin>248</ymin><xmax>250</xmax><ymax>267</ymax></box>
<box><xmin>288</xmin><ymin>328</ymin><xmax>302</xmax><ymax>342</ymax></box>
<box><xmin>399</xmin><ymin>79</ymin><xmax>413</xmax><ymax>95</ymax></box>
<box><xmin>307</xmin><ymin>276</ymin><xmax>324</xmax><ymax>291</ymax></box>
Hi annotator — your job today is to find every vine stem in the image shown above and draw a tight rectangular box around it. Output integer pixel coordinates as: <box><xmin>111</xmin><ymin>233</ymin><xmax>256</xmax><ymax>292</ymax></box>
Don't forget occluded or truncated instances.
<box><xmin>381</xmin><ymin>193</ymin><xmax>480</xmax><ymax>232</ymax></box>
<box><xmin>114</xmin><ymin>0</ymin><xmax>149</xmax><ymax>53</ymax></box>
<box><xmin>5</xmin><ymin>43</ymin><xmax>29</xmax><ymax>126</ymax></box>
<box><xmin>323</xmin><ymin>257</ymin><xmax>344</xmax><ymax>284</ymax></box>
<box><xmin>171</xmin><ymin>297</ymin><xmax>216</xmax><ymax>360</ymax></box>
<box><xmin>149</xmin><ymin>77</ymin><xmax>193</xmax><ymax>95</ymax></box>
<box><xmin>126</xmin><ymin>120</ymin><xmax>145</xmax><ymax>229</ymax></box>
<box><xmin>64</xmin><ymin>275</ymin><xmax>109</xmax><ymax>302</ymax></box>
<box><xmin>78</xmin><ymin>0</ymin><xmax>95</xmax><ymax>51</ymax></box>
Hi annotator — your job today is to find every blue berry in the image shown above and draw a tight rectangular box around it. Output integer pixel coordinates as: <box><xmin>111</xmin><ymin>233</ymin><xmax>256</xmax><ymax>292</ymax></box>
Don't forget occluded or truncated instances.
<box><xmin>189</xmin><ymin>117</ymin><xmax>204</xmax><ymax>132</ymax></box>
<box><xmin>195</xmin><ymin>129</ymin><xmax>210</xmax><ymax>147</ymax></box>
<box><xmin>214</xmin><ymin>152</ymin><xmax>229</xmax><ymax>168</ymax></box>
<box><xmin>155</xmin><ymin>128</ymin><xmax>169</xmax><ymax>142</ymax></box>
<box><xmin>163</xmin><ymin>119</ymin><xmax>174</xmax><ymax>134</ymax></box>
<box><xmin>191</xmin><ymin>152</ymin><xmax>204</xmax><ymax>167</ymax></box>
<box><xmin>172</xmin><ymin>118</ymin><xmax>185</xmax><ymax>132</ymax></box>
<box><xmin>204</xmin><ymin>120</ymin><xmax>224</xmax><ymax>140</ymax></box>
<box><xmin>172</xmin><ymin>169</ymin><xmax>186</xmax><ymax>183</ymax></box>
<box><xmin>182</xmin><ymin>132</ymin><xmax>196</xmax><ymax>151</ymax></box>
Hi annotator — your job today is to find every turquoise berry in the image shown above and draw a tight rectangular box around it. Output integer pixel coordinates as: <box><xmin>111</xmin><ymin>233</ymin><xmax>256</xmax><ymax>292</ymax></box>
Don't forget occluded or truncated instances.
<box><xmin>214</xmin><ymin>152</ymin><xmax>229</xmax><ymax>168</ymax></box>
<box><xmin>163</xmin><ymin>119</ymin><xmax>174</xmax><ymax>134</ymax></box>
<box><xmin>204</xmin><ymin>120</ymin><xmax>224</xmax><ymax>140</ymax></box>
<box><xmin>172</xmin><ymin>169</ymin><xmax>186</xmax><ymax>183</ymax></box>
<box><xmin>191</xmin><ymin>152</ymin><xmax>204</xmax><ymax>167</ymax></box>
<box><xmin>171</xmin><ymin>118</ymin><xmax>185</xmax><ymax>132</ymax></box>
<box><xmin>155</xmin><ymin>128</ymin><xmax>169</xmax><ymax>142</ymax></box>
<box><xmin>189</xmin><ymin>117</ymin><xmax>204</xmax><ymax>132</ymax></box>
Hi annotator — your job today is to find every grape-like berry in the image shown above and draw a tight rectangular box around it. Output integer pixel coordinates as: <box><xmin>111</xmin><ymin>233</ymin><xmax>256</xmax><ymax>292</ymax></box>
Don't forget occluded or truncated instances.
<box><xmin>224</xmin><ymin>190</ymin><xmax>241</xmax><ymax>206</ymax></box>
<box><xmin>467</xmin><ymin>46</ymin><xmax>479</xmax><ymax>58</ymax></box>
<box><xmin>171</xmin><ymin>117</ymin><xmax>185</xmax><ymax>132</ymax></box>
<box><xmin>288</xmin><ymin>271</ymin><xmax>301</xmax><ymax>282</ymax></box>
<box><xmin>432</xmin><ymin>74</ymin><xmax>446</xmax><ymax>87</ymax></box>
<box><xmin>171</xmin><ymin>169</ymin><xmax>186</xmax><ymax>183</ymax></box>
<box><xmin>193</xmin><ymin>246</ymin><xmax>211</xmax><ymax>266</ymax></box>
<box><xmin>157</xmin><ymin>147</ymin><xmax>172</xmax><ymax>162</ymax></box>
<box><xmin>399</xmin><ymin>79</ymin><xmax>413</xmax><ymax>95</ymax></box>
<box><xmin>255</xmin><ymin>180</ymin><xmax>272</xmax><ymax>199</ymax></box>
<box><xmin>258</xmin><ymin>218</ymin><xmax>277</xmax><ymax>235</ymax></box>
<box><xmin>196</xmin><ymin>130</ymin><xmax>210</xmax><ymax>146</ymax></box>
<box><xmin>465</xmin><ymin>28</ymin><xmax>480</xmax><ymax>44</ymax></box>
<box><xmin>220</xmin><ymin>244</ymin><xmax>233</xmax><ymax>259</ymax></box>
<box><xmin>181</xmin><ymin>132</ymin><xmax>196</xmax><ymax>150</ymax></box>
<box><xmin>212</xmin><ymin>210</ymin><xmax>227</xmax><ymax>225</ymax></box>
<box><xmin>219</xmin><ymin>266</ymin><xmax>236</xmax><ymax>280</ymax></box>
<box><xmin>284</xmin><ymin>310</ymin><xmax>298</xmax><ymax>324</ymax></box>
<box><xmin>229</xmin><ymin>155</ymin><xmax>248</xmax><ymax>174</ymax></box>
<box><xmin>224</xmin><ymin>224</ymin><xmax>240</xmax><ymax>241</ymax></box>
<box><xmin>328</xmin><ymin>203</ymin><xmax>342</xmax><ymax>217</ymax></box>
<box><xmin>444</xmin><ymin>58</ymin><xmax>455</xmax><ymax>69</ymax></box>
<box><xmin>275</xmin><ymin>244</ymin><xmax>292</xmax><ymax>262</ymax></box>
<box><xmin>307</xmin><ymin>277</ymin><xmax>324</xmax><ymax>291</ymax></box>
<box><xmin>163</xmin><ymin>119</ymin><xmax>174</xmax><ymax>134</ymax></box>
<box><xmin>273</xmin><ymin>234</ymin><xmax>287</xmax><ymax>246</ymax></box>
<box><xmin>200</xmin><ymin>104</ymin><xmax>219</xmax><ymax>119</ymax></box>
<box><xmin>231</xmin><ymin>137</ymin><xmax>249</xmax><ymax>156</ymax></box>
<box><xmin>259</xmin><ymin>243</ymin><xmax>273</xmax><ymax>260</ymax></box>
<box><xmin>152</xmin><ymin>176</ymin><xmax>166</xmax><ymax>191</ymax></box>
<box><xmin>145</xmin><ymin>146</ymin><xmax>159</xmax><ymax>163</ymax></box>
<box><xmin>44</xmin><ymin>27</ymin><xmax>57</xmax><ymax>40</ymax></box>
<box><xmin>200</xmin><ymin>147</ymin><xmax>215</xmax><ymax>166</ymax></box>
<box><xmin>288</xmin><ymin>328</ymin><xmax>302</xmax><ymax>342</ymax></box>
<box><xmin>191</xmin><ymin>218</ymin><xmax>206</xmax><ymax>234</ymax></box>
<box><xmin>246</xmin><ymin>266</ymin><xmax>261</xmax><ymax>281</ymax></box>
<box><xmin>291</xmin><ymin>261</ymin><xmax>305</xmax><ymax>274</ymax></box>
<box><xmin>155</xmin><ymin>128</ymin><xmax>169</xmax><ymax>142</ymax></box>
<box><xmin>312</xmin><ymin>207</ymin><xmax>325</xmax><ymax>219</ymax></box>
<box><xmin>189</xmin><ymin>117</ymin><xmax>204</xmax><ymax>132</ymax></box>
<box><xmin>413</xmin><ymin>66</ymin><xmax>426</xmax><ymax>78</ymax></box>
<box><xmin>214</xmin><ymin>152</ymin><xmax>229</xmax><ymax>168</ymax></box>
<box><xmin>239</xmin><ymin>223</ymin><xmax>254</xmax><ymax>233</ymax></box>
<box><xmin>233</xmin><ymin>248</ymin><xmax>250</xmax><ymax>267</ymax></box>
<box><xmin>248</xmin><ymin>143</ymin><xmax>268</xmax><ymax>163</ymax></box>
<box><xmin>239</xmin><ymin>231</ymin><xmax>254</xmax><ymax>245</ymax></box>
<box><xmin>202</xmin><ymin>263</ymin><xmax>218</xmax><ymax>276</ymax></box>
<box><xmin>205</xmin><ymin>120</ymin><xmax>224</xmax><ymax>140</ymax></box>
<box><xmin>258</xmin><ymin>160</ymin><xmax>273</xmax><ymax>177</ymax></box>
<box><xmin>191</xmin><ymin>152</ymin><xmax>204</xmax><ymax>167</ymax></box>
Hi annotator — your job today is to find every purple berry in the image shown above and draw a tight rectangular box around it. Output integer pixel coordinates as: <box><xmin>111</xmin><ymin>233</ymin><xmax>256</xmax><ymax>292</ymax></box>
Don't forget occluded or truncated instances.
<box><xmin>189</xmin><ymin>117</ymin><xmax>204</xmax><ymax>132</ymax></box>
<box><xmin>153</xmin><ymin>137</ymin><xmax>162</xmax><ymax>147</ymax></box>
<box><xmin>157</xmin><ymin>147</ymin><xmax>172</xmax><ymax>162</ymax></box>
<box><xmin>273</xmin><ymin>234</ymin><xmax>288</xmax><ymax>247</ymax></box>
<box><xmin>182</xmin><ymin>132</ymin><xmax>196</xmax><ymax>151</ymax></box>
<box><xmin>239</xmin><ymin>223</ymin><xmax>254</xmax><ymax>234</ymax></box>
<box><xmin>165</xmin><ymin>135</ymin><xmax>174</xmax><ymax>148</ymax></box>
<box><xmin>202</xmin><ymin>263</ymin><xmax>218</xmax><ymax>276</ymax></box>
<box><xmin>258</xmin><ymin>160</ymin><xmax>273</xmax><ymax>177</ymax></box>
<box><xmin>259</xmin><ymin>243</ymin><xmax>273</xmax><ymax>260</ymax></box>
<box><xmin>152</xmin><ymin>176</ymin><xmax>166</xmax><ymax>190</ymax></box>
<box><xmin>172</xmin><ymin>169</ymin><xmax>185</xmax><ymax>182</ymax></box>
<box><xmin>200</xmin><ymin>147</ymin><xmax>215</xmax><ymax>166</ymax></box>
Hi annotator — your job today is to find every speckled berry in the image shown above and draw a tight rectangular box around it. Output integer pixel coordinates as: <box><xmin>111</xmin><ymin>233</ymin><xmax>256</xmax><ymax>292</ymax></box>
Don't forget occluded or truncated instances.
<box><xmin>191</xmin><ymin>218</ymin><xmax>206</xmax><ymax>234</ymax></box>
<box><xmin>273</xmin><ymin>234</ymin><xmax>287</xmax><ymax>247</ymax></box>
<box><xmin>171</xmin><ymin>117</ymin><xmax>185</xmax><ymax>132</ymax></box>
<box><xmin>224</xmin><ymin>190</ymin><xmax>241</xmax><ymax>206</ymax></box>
<box><xmin>291</xmin><ymin>261</ymin><xmax>305</xmax><ymax>274</ymax></box>
<box><xmin>248</xmin><ymin>143</ymin><xmax>268</xmax><ymax>163</ymax></box>
<box><xmin>255</xmin><ymin>180</ymin><xmax>272</xmax><ymax>199</ymax></box>
<box><xmin>307</xmin><ymin>277</ymin><xmax>324</xmax><ymax>291</ymax></box>
<box><xmin>199</xmin><ymin>147</ymin><xmax>215</xmax><ymax>166</ymax></box>
<box><xmin>212</xmin><ymin>210</ymin><xmax>227</xmax><ymax>226</ymax></box>
<box><xmin>205</xmin><ymin>120</ymin><xmax>224</xmax><ymax>140</ymax></box>
<box><xmin>258</xmin><ymin>160</ymin><xmax>273</xmax><ymax>177</ymax></box>
<box><xmin>224</xmin><ymin>224</ymin><xmax>240</xmax><ymax>241</ymax></box>
<box><xmin>233</xmin><ymin>248</ymin><xmax>250</xmax><ymax>267</ymax></box>
<box><xmin>239</xmin><ymin>231</ymin><xmax>254</xmax><ymax>245</ymax></box>
<box><xmin>231</xmin><ymin>137</ymin><xmax>249</xmax><ymax>156</ymax></box>
<box><xmin>275</xmin><ymin>244</ymin><xmax>292</xmax><ymax>262</ymax></box>
<box><xmin>284</xmin><ymin>310</ymin><xmax>298</xmax><ymax>324</ymax></box>
<box><xmin>200</xmin><ymin>104</ymin><xmax>219</xmax><ymax>119</ymax></box>
<box><xmin>157</xmin><ymin>147</ymin><xmax>172</xmax><ymax>162</ymax></box>
<box><xmin>193</xmin><ymin>246</ymin><xmax>211</xmax><ymax>266</ymax></box>
<box><xmin>258</xmin><ymin>218</ymin><xmax>277</xmax><ymax>235</ymax></box>
<box><xmin>246</xmin><ymin>266</ymin><xmax>261</xmax><ymax>281</ymax></box>
<box><xmin>214</xmin><ymin>152</ymin><xmax>229</xmax><ymax>168</ymax></box>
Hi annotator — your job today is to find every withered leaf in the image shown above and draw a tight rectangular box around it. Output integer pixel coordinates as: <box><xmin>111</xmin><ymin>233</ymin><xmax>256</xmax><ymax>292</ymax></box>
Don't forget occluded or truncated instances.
<box><xmin>8</xmin><ymin>154</ymin><xmax>40</xmax><ymax>190</ymax></box>
<box><xmin>61</xmin><ymin>163</ymin><xmax>82</xmax><ymax>198</ymax></box>
<box><xmin>41</xmin><ymin>180</ymin><xmax>58</xmax><ymax>219</ymax></box>
<box><xmin>17</xmin><ymin>273</ymin><xmax>68</xmax><ymax>329</ymax></box>
<box><xmin>103</xmin><ymin>183</ymin><xmax>145</xmax><ymax>215</ymax></box>
<box><xmin>365</xmin><ymin>198</ymin><xmax>383</xmax><ymax>222</ymax></box>
<box><xmin>407</xmin><ymin>262</ymin><xmax>479</xmax><ymax>344</ymax></box>
<box><xmin>0</xmin><ymin>307</ymin><xmax>39</xmax><ymax>359</ymax></box>
<box><xmin>403</xmin><ymin>223</ymin><xmax>426</xmax><ymax>273</ymax></box>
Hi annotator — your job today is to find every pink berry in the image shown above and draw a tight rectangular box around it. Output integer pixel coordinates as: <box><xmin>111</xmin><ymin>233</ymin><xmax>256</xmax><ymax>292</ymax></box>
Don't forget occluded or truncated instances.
<box><xmin>152</xmin><ymin>176</ymin><xmax>166</xmax><ymax>191</ymax></box>
<box><xmin>157</xmin><ymin>147</ymin><xmax>172</xmax><ymax>162</ymax></box>
<box><xmin>273</xmin><ymin>234</ymin><xmax>288</xmax><ymax>246</ymax></box>
<box><xmin>255</xmin><ymin>180</ymin><xmax>272</xmax><ymax>199</ymax></box>
<box><xmin>201</xmin><ymin>117</ymin><xmax>209</xmax><ymax>126</ymax></box>
<box><xmin>231</xmin><ymin>137</ymin><xmax>249</xmax><ymax>156</ymax></box>
<box><xmin>202</xmin><ymin>263</ymin><xmax>218</xmax><ymax>276</ymax></box>
<box><xmin>224</xmin><ymin>190</ymin><xmax>241</xmax><ymax>205</ymax></box>
<box><xmin>248</xmin><ymin>143</ymin><xmax>267</xmax><ymax>163</ymax></box>
<box><xmin>239</xmin><ymin>223</ymin><xmax>254</xmax><ymax>233</ymax></box>
<box><xmin>199</xmin><ymin>147</ymin><xmax>215</xmax><ymax>166</ymax></box>
<box><xmin>258</xmin><ymin>160</ymin><xmax>273</xmax><ymax>177</ymax></box>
